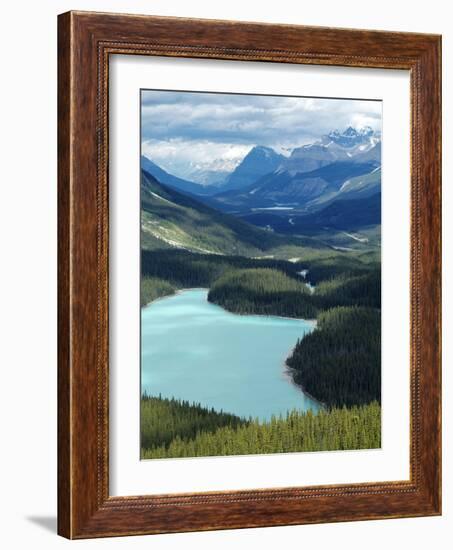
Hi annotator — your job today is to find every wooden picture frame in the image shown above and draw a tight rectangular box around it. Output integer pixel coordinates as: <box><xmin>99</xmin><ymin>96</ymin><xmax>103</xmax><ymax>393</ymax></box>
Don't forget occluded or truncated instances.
<box><xmin>58</xmin><ymin>10</ymin><xmax>441</xmax><ymax>539</ymax></box>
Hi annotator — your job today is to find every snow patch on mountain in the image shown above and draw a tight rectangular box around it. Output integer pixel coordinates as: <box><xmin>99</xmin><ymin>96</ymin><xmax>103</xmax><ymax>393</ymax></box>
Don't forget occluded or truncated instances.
<box><xmin>326</xmin><ymin>126</ymin><xmax>374</xmax><ymax>148</ymax></box>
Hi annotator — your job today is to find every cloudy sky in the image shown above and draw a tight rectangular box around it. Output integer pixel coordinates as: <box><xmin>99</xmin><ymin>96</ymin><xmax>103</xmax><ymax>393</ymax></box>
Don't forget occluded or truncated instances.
<box><xmin>141</xmin><ymin>90</ymin><xmax>382</xmax><ymax>181</ymax></box>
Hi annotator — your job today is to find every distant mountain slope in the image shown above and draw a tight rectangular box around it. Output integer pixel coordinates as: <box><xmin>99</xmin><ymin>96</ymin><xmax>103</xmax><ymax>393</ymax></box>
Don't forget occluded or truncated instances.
<box><xmin>300</xmin><ymin>160</ymin><xmax>379</xmax><ymax>188</ymax></box>
<box><xmin>209</xmin><ymin>161</ymin><xmax>379</xmax><ymax>213</ymax></box>
<box><xmin>351</xmin><ymin>142</ymin><xmax>381</xmax><ymax>164</ymax></box>
<box><xmin>140</xmin><ymin>156</ymin><xmax>219</xmax><ymax>196</ymax></box>
<box><xmin>141</xmin><ymin>170</ymin><xmax>326</xmax><ymax>256</ymax></box>
<box><xmin>281</xmin><ymin>143</ymin><xmax>342</xmax><ymax>174</ymax></box>
<box><xmin>290</xmin><ymin>193</ymin><xmax>381</xmax><ymax>231</ymax></box>
<box><xmin>324</xmin><ymin>126</ymin><xmax>378</xmax><ymax>148</ymax></box>
<box><xmin>241</xmin><ymin>192</ymin><xmax>381</xmax><ymax>233</ymax></box>
<box><xmin>306</xmin><ymin>166</ymin><xmax>381</xmax><ymax>211</ymax></box>
<box><xmin>186</xmin><ymin>168</ymin><xmax>229</xmax><ymax>187</ymax></box>
<box><xmin>220</xmin><ymin>146</ymin><xmax>285</xmax><ymax>192</ymax></box>
<box><xmin>142</xmin><ymin>128</ymin><xmax>380</xmax><ymax>203</ymax></box>
<box><xmin>273</xmin><ymin>127</ymin><xmax>380</xmax><ymax>176</ymax></box>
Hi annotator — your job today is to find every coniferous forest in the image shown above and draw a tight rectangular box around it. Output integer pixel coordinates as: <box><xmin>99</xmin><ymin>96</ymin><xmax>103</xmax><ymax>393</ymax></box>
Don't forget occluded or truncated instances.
<box><xmin>286</xmin><ymin>307</ymin><xmax>381</xmax><ymax>407</ymax></box>
<box><xmin>141</xmin><ymin>396</ymin><xmax>381</xmax><ymax>459</ymax></box>
<box><xmin>140</xmin><ymin>245</ymin><xmax>381</xmax><ymax>459</ymax></box>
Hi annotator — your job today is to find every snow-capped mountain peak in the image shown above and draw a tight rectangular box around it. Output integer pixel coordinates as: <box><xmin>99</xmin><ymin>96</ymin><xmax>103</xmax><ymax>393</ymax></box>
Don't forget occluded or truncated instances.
<box><xmin>325</xmin><ymin>126</ymin><xmax>376</xmax><ymax>148</ymax></box>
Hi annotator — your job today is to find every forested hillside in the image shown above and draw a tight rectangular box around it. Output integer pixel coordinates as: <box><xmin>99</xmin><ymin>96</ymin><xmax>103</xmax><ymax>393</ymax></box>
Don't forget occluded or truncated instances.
<box><xmin>141</xmin><ymin>396</ymin><xmax>381</xmax><ymax>458</ymax></box>
<box><xmin>141</xmin><ymin>395</ymin><xmax>247</xmax><ymax>451</ymax></box>
<box><xmin>141</xmin><ymin>248</ymin><xmax>326</xmax><ymax>296</ymax></box>
<box><xmin>141</xmin><ymin>276</ymin><xmax>176</xmax><ymax>306</ymax></box>
<box><xmin>208</xmin><ymin>268</ymin><xmax>317</xmax><ymax>318</ymax></box>
<box><xmin>141</xmin><ymin>248</ymin><xmax>378</xmax><ymax>289</ymax></box>
<box><xmin>141</xmin><ymin>169</ymin><xmax>329</xmax><ymax>257</ymax></box>
<box><xmin>207</xmin><ymin>267</ymin><xmax>380</xmax><ymax>318</ymax></box>
<box><xmin>286</xmin><ymin>307</ymin><xmax>381</xmax><ymax>407</ymax></box>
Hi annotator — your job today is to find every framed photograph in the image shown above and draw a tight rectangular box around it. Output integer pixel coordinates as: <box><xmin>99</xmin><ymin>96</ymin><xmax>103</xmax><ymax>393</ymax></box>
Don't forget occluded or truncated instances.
<box><xmin>58</xmin><ymin>11</ymin><xmax>441</xmax><ymax>539</ymax></box>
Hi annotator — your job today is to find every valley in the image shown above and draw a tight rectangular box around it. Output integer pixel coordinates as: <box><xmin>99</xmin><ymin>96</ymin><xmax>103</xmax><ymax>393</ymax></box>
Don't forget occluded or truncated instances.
<box><xmin>140</xmin><ymin>123</ymin><xmax>382</xmax><ymax>459</ymax></box>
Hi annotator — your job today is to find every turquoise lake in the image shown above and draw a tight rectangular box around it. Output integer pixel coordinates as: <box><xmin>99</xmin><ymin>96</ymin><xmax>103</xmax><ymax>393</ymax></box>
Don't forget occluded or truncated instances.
<box><xmin>141</xmin><ymin>289</ymin><xmax>321</xmax><ymax>421</ymax></box>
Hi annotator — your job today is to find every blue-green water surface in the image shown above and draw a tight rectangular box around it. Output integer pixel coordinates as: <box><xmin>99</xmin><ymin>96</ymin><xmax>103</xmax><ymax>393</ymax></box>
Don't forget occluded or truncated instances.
<box><xmin>141</xmin><ymin>289</ymin><xmax>321</xmax><ymax>421</ymax></box>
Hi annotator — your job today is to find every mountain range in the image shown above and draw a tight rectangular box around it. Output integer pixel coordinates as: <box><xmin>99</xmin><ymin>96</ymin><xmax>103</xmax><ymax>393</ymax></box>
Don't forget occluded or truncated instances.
<box><xmin>140</xmin><ymin>169</ymin><xmax>327</xmax><ymax>256</ymax></box>
<box><xmin>141</xmin><ymin>126</ymin><xmax>381</xmax><ymax>237</ymax></box>
<box><xmin>220</xmin><ymin>146</ymin><xmax>285</xmax><ymax>192</ymax></box>
<box><xmin>140</xmin><ymin>156</ymin><xmax>220</xmax><ymax>196</ymax></box>
<box><xmin>210</xmin><ymin>158</ymin><xmax>379</xmax><ymax>212</ymax></box>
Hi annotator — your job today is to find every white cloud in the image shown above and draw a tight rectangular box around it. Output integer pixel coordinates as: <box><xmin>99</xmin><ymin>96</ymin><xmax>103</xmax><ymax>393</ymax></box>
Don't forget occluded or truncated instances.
<box><xmin>141</xmin><ymin>90</ymin><xmax>382</xmax><ymax>177</ymax></box>
<box><xmin>142</xmin><ymin>139</ymin><xmax>252</xmax><ymax>179</ymax></box>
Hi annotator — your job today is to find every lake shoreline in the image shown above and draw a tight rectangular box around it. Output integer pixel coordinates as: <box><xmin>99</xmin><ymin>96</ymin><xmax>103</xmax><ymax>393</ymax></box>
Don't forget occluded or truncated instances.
<box><xmin>143</xmin><ymin>287</ymin><xmax>318</xmax><ymax>324</ymax></box>
<box><xmin>281</xmin><ymin>339</ymin><xmax>326</xmax><ymax>409</ymax></box>
<box><xmin>284</xmin><ymin>364</ymin><xmax>326</xmax><ymax>409</ymax></box>
<box><xmin>141</xmin><ymin>288</ymin><xmax>321</xmax><ymax>421</ymax></box>
<box><xmin>142</xmin><ymin>287</ymin><xmax>207</xmax><ymax>309</ymax></box>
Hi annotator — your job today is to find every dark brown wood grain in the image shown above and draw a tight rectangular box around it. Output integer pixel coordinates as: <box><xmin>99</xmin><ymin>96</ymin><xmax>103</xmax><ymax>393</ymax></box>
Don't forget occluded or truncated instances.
<box><xmin>57</xmin><ymin>11</ymin><xmax>71</xmax><ymax>537</ymax></box>
<box><xmin>57</xmin><ymin>10</ymin><xmax>442</xmax><ymax>539</ymax></box>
